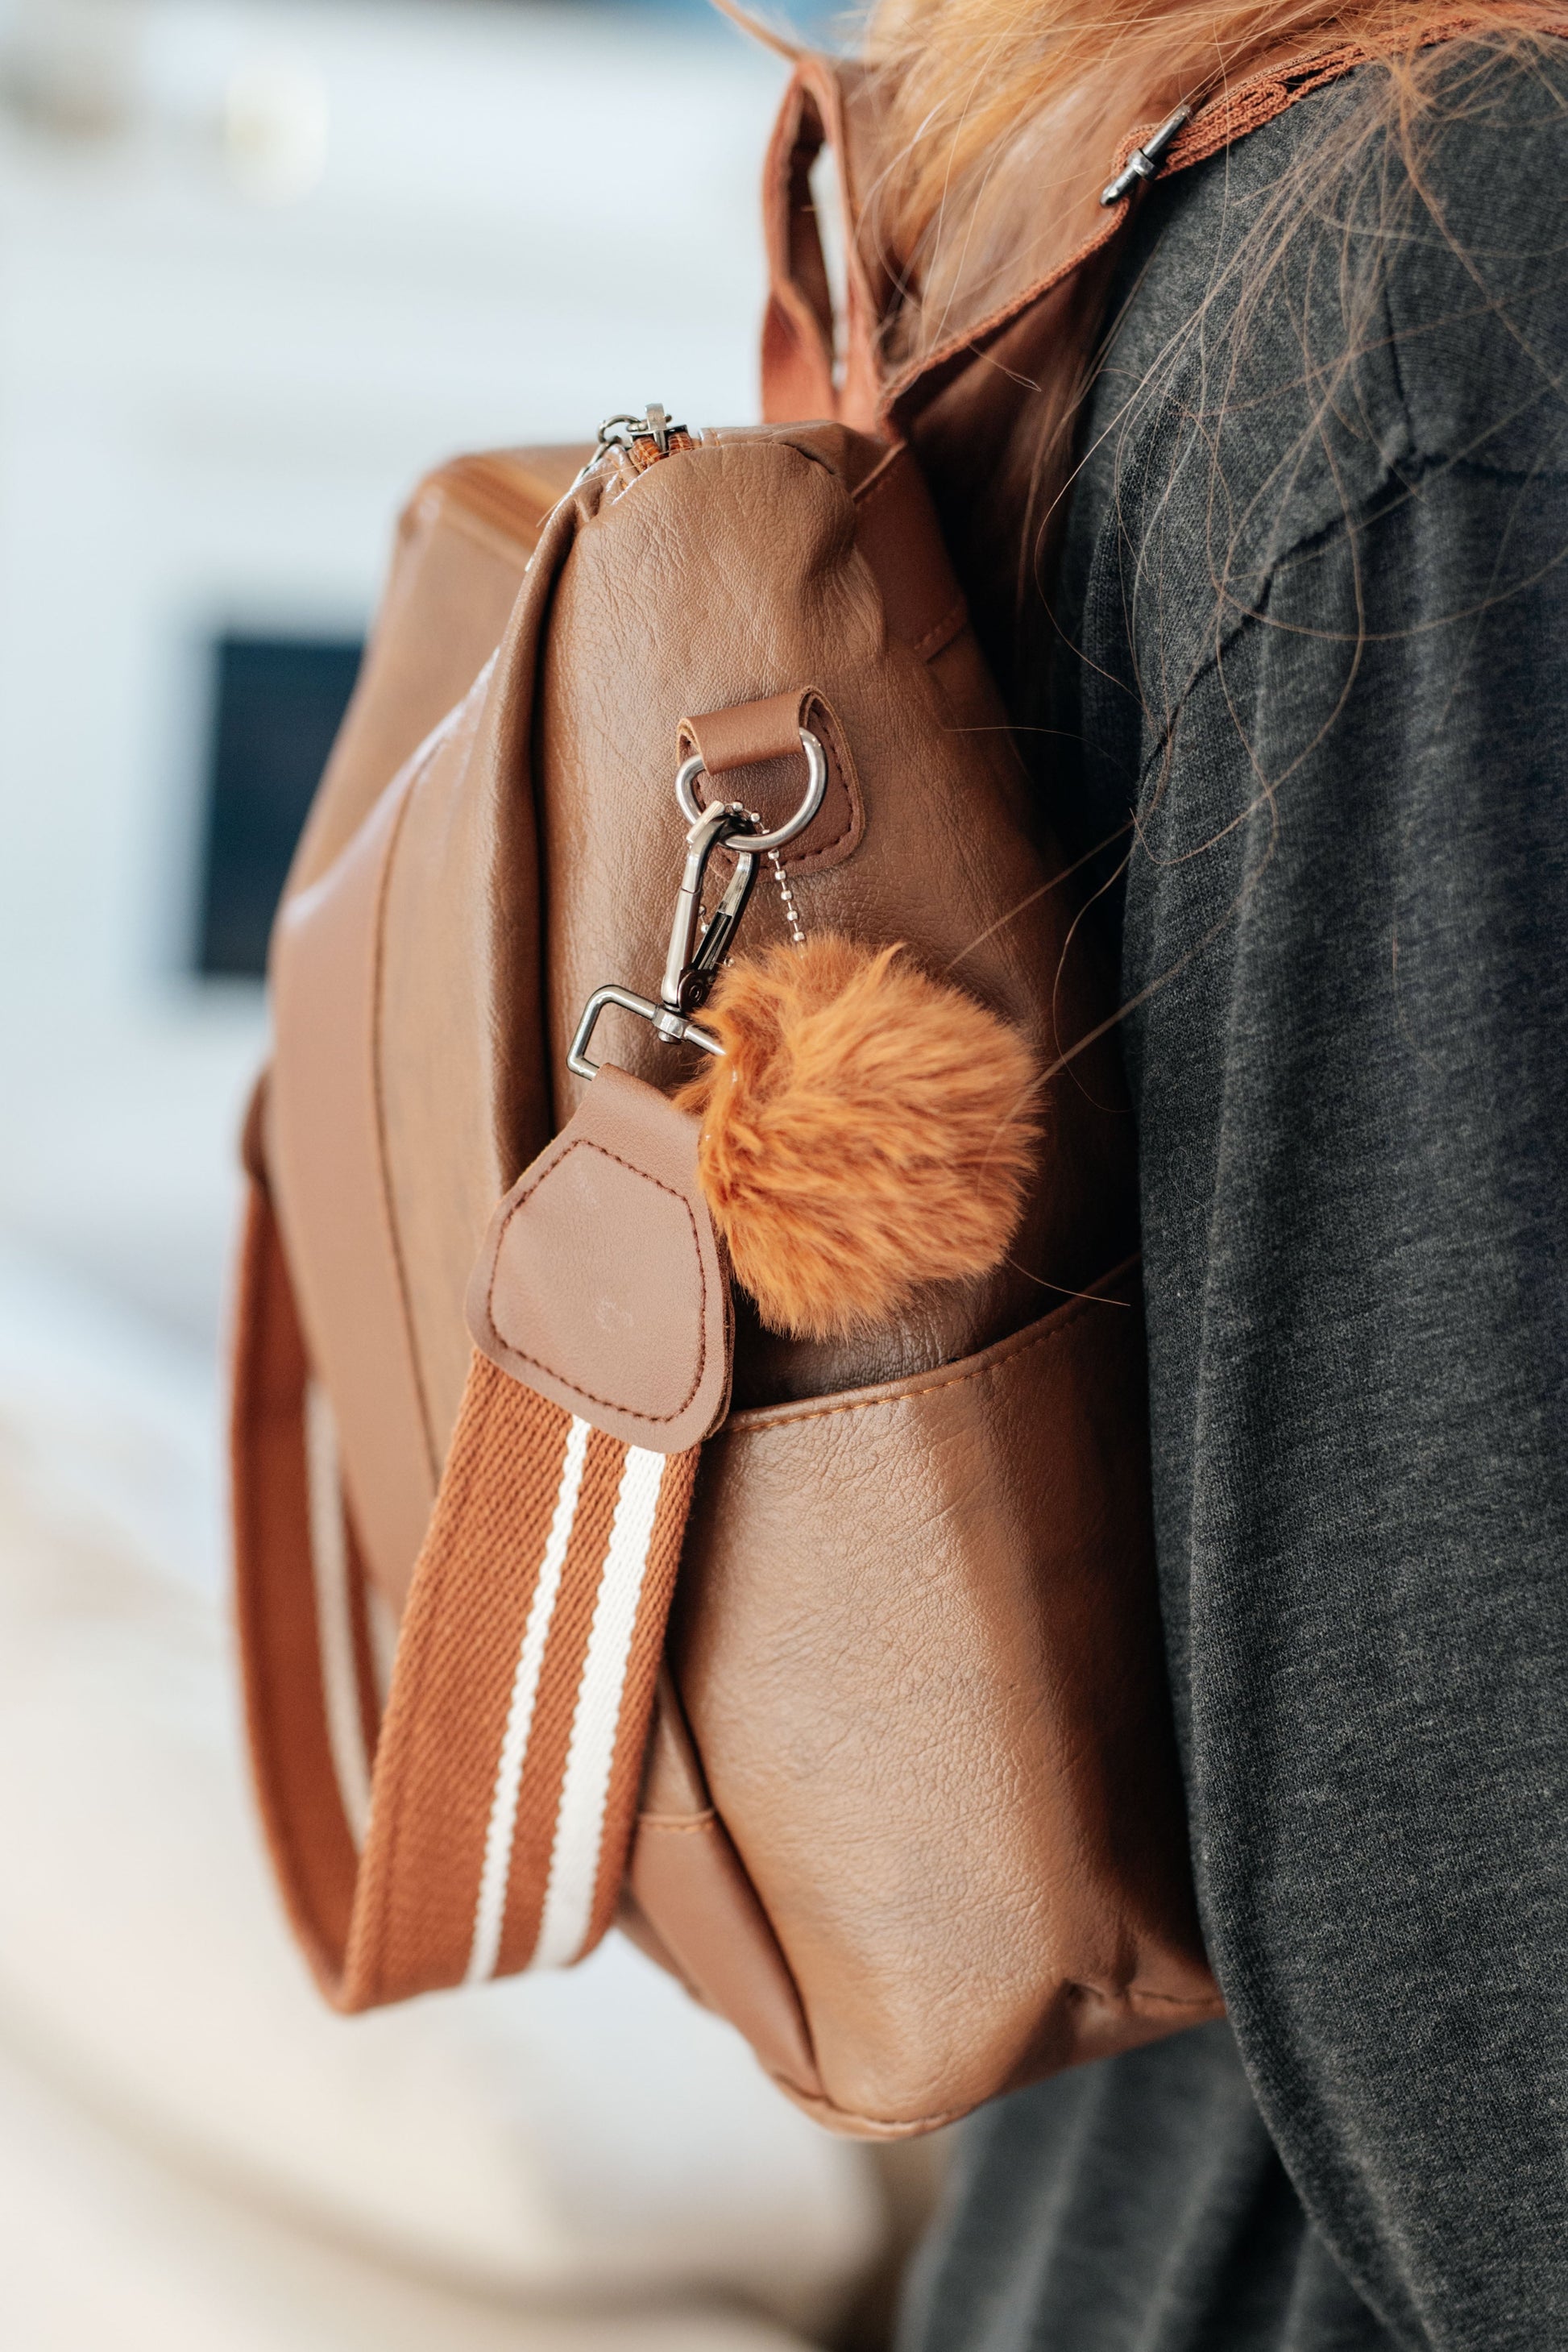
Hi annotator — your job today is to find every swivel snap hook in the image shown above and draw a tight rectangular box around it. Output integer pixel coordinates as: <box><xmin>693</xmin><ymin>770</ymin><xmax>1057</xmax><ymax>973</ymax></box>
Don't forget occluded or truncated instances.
<box><xmin>661</xmin><ymin>802</ymin><xmax>758</xmax><ymax>1016</ymax></box>
<box><xmin>566</xmin><ymin>800</ymin><xmax>758</xmax><ymax>1080</ymax></box>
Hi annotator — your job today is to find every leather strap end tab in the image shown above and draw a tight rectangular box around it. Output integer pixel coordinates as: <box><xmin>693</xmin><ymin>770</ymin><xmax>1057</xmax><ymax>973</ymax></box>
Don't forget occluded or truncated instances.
<box><xmin>466</xmin><ymin>1063</ymin><xmax>732</xmax><ymax>1455</ymax></box>
<box><xmin>678</xmin><ymin>687</ymin><xmax>864</xmax><ymax>877</ymax></box>
<box><xmin>233</xmin><ymin>1169</ymin><xmax>703</xmax><ymax>2018</ymax></box>
<box><xmin>679</xmin><ymin>689</ymin><xmax>807</xmax><ymax>776</ymax></box>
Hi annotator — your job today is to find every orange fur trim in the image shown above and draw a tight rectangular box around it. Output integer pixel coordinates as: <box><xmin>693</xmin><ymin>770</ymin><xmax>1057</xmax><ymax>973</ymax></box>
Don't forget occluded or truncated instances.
<box><xmin>675</xmin><ymin>935</ymin><xmax>1039</xmax><ymax>1341</ymax></box>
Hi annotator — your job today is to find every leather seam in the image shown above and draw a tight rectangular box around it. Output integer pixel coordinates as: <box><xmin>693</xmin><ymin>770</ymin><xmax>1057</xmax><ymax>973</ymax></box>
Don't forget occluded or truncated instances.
<box><xmin>848</xmin><ymin>456</ymin><xmax>967</xmax><ymax>659</ymax></box>
<box><xmin>911</xmin><ymin>596</ymin><xmax>968</xmax><ymax>660</ymax></box>
<box><xmin>637</xmin><ymin>1812</ymin><xmax>721</xmax><ymax>1833</ymax></box>
<box><xmin>485</xmin><ymin>1139</ymin><xmax>708</xmax><ymax>1423</ymax></box>
<box><xmin>778</xmin><ymin>2081</ymin><xmax>968</xmax><ymax>2133</ymax></box>
<box><xmin>786</xmin><ymin>694</ymin><xmax>858</xmax><ymax>865</ymax></box>
<box><xmin>791</xmin><ymin>695</ymin><xmax>856</xmax><ymax>860</ymax></box>
<box><xmin>370</xmin><ymin>764</ymin><xmax>442</xmax><ymax>1490</ymax></box>
<box><xmin>848</xmin><ymin>450</ymin><xmax>908</xmax><ymax>516</ymax></box>
<box><xmin>765</xmin><ymin>2064</ymin><xmax>832</xmax><ymax>2105</ymax></box>
<box><xmin>682</xmin><ymin>690</ymin><xmax>857</xmax><ymax>866</ymax></box>
<box><xmin>1124</xmin><ymin>1988</ymin><xmax>1226</xmax><ymax>2010</ymax></box>
<box><xmin>775</xmin><ymin>1982</ymin><xmax>1223</xmax><ymax>2135</ymax></box>
<box><xmin>723</xmin><ymin>1263</ymin><xmax>1140</xmax><ymax>1434</ymax></box>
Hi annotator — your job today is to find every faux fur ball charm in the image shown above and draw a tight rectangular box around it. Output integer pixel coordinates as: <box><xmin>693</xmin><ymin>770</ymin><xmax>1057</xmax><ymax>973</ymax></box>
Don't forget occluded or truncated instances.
<box><xmin>674</xmin><ymin>935</ymin><xmax>1039</xmax><ymax>1342</ymax></box>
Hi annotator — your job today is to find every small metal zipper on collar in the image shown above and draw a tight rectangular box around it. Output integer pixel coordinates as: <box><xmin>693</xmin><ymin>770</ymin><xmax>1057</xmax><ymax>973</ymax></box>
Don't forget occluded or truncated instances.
<box><xmin>1100</xmin><ymin>105</ymin><xmax>1191</xmax><ymax>206</ymax></box>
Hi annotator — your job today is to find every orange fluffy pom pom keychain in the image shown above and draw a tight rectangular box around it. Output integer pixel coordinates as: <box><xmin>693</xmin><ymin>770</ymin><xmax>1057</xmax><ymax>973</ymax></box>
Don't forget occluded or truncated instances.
<box><xmin>675</xmin><ymin>935</ymin><xmax>1040</xmax><ymax>1342</ymax></box>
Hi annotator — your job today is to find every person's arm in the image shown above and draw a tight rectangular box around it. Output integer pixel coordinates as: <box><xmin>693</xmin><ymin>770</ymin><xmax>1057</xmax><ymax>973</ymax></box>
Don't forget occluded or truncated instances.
<box><xmin>1123</xmin><ymin>454</ymin><xmax>1568</xmax><ymax>2349</ymax></box>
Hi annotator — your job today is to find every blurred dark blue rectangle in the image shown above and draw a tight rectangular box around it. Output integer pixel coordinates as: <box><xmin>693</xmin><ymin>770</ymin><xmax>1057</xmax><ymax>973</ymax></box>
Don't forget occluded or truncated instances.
<box><xmin>196</xmin><ymin>633</ymin><xmax>363</xmax><ymax>980</ymax></box>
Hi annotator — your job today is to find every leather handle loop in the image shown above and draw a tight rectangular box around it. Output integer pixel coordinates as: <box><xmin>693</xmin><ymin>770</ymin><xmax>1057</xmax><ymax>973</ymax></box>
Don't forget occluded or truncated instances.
<box><xmin>676</xmin><ymin>686</ymin><xmax>865</xmax><ymax>877</ymax></box>
<box><xmin>760</xmin><ymin>56</ymin><xmax>888</xmax><ymax>433</ymax></box>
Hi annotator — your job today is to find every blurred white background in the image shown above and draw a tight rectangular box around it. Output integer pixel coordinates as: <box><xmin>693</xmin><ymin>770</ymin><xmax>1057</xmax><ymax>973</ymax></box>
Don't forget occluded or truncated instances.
<box><xmin>0</xmin><ymin>0</ymin><xmax>789</xmax><ymax>1342</ymax></box>
<box><xmin>0</xmin><ymin>4</ymin><xmax>926</xmax><ymax>2346</ymax></box>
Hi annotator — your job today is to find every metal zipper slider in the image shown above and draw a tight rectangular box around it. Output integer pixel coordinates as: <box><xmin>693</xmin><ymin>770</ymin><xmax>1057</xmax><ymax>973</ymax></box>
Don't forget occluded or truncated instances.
<box><xmin>568</xmin><ymin>405</ymin><xmax>695</xmax><ymax>494</ymax></box>
<box><xmin>567</xmin><ymin>731</ymin><xmax>828</xmax><ymax>1081</ymax></box>
<box><xmin>1100</xmin><ymin>105</ymin><xmax>1191</xmax><ymax>206</ymax></box>
<box><xmin>597</xmin><ymin>404</ymin><xmax>691</xmax><ymax>460</ymax></box>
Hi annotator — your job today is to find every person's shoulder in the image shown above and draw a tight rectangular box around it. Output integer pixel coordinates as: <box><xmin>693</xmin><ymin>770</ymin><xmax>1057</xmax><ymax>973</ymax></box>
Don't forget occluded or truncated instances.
<box><xmin>1370</xmin><ymin>32</ymin><xmax>1568</xmax><ymax>473</ymax></box>
<box><xmin>1117</xmin><ymin>32</ymin><xmax>1568</xmax><ymax>504</ymax></box>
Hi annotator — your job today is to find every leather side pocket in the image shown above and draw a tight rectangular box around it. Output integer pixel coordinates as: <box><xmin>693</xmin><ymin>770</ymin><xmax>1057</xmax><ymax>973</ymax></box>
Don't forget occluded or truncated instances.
<box><xmin>624</xmin><ymin>1669</ymin><xmax>823</xmax><ymax>2103</ymax></box>
<box><xmin>667</xmin><ymin>1261</ymin><xmax>1220</xmax><ymax>2136</ymax></box>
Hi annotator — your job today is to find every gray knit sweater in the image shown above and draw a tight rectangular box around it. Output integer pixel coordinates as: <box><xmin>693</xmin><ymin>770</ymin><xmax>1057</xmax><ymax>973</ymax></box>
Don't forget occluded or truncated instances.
<box><xmin>902</xmin><ymin>39</ymin><xmax>1568</xmax><ymax>2352</ymax></box>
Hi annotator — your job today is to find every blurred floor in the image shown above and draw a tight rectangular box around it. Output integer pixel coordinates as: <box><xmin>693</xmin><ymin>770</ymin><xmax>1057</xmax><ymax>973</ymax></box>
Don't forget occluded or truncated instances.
<box><xmin>0</xmin><ymin>2031</ymin><xmax>819</xmax><ymax>2352</ymax></box>
<box><xmin>0</xmin><ymin>1239</ymin><xmax>887</xmax><ymax>2346</ymax></box>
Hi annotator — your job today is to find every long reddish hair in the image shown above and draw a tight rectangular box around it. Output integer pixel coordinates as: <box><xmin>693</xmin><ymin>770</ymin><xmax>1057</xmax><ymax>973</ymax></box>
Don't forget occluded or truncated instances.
<box><xmin>855</xmin><ymin>0</ymin><xmax>1563</xmax><ymax>358</ymax></box>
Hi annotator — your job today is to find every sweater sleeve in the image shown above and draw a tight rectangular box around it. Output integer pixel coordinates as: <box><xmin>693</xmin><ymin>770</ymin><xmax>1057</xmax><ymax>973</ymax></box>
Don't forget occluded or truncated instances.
<box><xmin>1122</xmin><ymin>452</ymin><xmax>1568</xmax><ymax>2350</ymax></box>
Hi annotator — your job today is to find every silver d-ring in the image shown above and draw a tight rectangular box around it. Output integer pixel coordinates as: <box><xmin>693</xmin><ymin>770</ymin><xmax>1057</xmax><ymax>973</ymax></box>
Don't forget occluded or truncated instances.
<box><xmin>674</xmin><ymin>728</ymin><xmax>828</xmax><ymax>855</ymax></box>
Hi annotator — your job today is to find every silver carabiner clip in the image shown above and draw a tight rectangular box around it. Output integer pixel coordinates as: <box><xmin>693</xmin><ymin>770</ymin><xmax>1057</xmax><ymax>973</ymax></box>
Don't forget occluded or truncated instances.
<box><xmin>566</xmin><ymin>724</ymin><xmax>827</xmax><ymax>1081</ymax></box>
<box><xmin>567</xmin><ymin>801</ymin><xmax>758</xmax><ymax>1080</ymax></box>
<box><xmin>661</xmin><ymin>802</ymin><xmax>759</xmax><ymax>1014</ymax></box>
<box><xmin>674</xmin><ymin>727</ymin><xmax>828</xmax><ymax>853</ymax></box>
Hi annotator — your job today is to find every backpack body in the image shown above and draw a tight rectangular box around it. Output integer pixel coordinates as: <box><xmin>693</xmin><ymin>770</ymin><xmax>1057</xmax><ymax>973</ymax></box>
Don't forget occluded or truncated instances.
<box><xmin>235</xmin><ymin>418</ymin><xmax>1221</xmax><ymax>2136</ymax></box>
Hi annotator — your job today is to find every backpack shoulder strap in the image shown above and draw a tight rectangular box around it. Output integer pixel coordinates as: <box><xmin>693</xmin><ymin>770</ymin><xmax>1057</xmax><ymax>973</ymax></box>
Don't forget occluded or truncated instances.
<box><xmin>759</xmin><ymin>53</ymin><xmax>890</xmax><ymax>429</ymax></box>
<box><xmin>234</xmin><ymin>1104</ymin><xmax>702</xmax><ymax>2014</ymax></box>
<box><xmin>758</xmin><ymin>17</ymin><xmax>1567</xmax><ymax>438</ymax></box>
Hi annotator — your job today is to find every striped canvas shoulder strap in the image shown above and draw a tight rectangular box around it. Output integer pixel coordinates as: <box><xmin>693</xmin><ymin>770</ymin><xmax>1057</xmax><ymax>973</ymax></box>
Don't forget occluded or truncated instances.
<box><xmin>232</xmin><ymin>1080</ymin><xmax>715</xmax><ymax>2014</ymax></box>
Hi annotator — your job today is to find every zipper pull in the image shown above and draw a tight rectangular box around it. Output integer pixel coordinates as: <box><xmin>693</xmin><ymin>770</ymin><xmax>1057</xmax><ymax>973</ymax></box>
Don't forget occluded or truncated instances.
<box><xmin>596</xmin><ymin>404</ymin><xmax>695</xmax><ymax>465</ymax></box>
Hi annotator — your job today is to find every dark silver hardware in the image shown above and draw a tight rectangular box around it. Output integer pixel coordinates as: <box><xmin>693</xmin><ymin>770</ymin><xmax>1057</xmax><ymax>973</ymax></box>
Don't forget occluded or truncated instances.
<box><xmin>568</xmin><ymin>720</ymin><xmax>830</xmax><ymax>1081</ymax></box>
<box><xmin>1100</xmin><ymin>106</ymin><xmax>1190</xmax><ymax>205</ymax></box>
<box><xmin>567</xmin><ymin>802</ymin><xmax>758</xmax><ymax>1081</ymax></box>
<box><xmin>660</xmin><ymin>802</ymin><xmax>760</xmax><ymax>1014</ymax></box>
<box><xmin>674</xmin><ymin>728</ymin><xmax>828</xmax><ymax>854</ymax></box>
<box><xmin>567</xmin><ymin>982</ymin><xmax>727</xmax><ymax>1081</ymax></box>
<box><xmin>569</xmin><ymin>404</ymin><xmax>692</xmax><ymax>493</ymax></box>
<box><xmin>596</xmin><ymin>404</ymin><xmax>688</xmax><ymax>458</ymax></box>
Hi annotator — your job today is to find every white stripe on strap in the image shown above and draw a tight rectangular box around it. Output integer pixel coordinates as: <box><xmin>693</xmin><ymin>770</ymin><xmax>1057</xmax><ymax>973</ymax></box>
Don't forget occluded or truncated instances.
<box><xmin>464</xmin><ymin>1412</ymin><xmax>591</xmax><ymax>1986</ymax></box>
<box><xmin>531</xmin><ymin>1444</ymin><xmax>666</xmax><ymax>1970</ymax></box>
<box><xmin>303</xmin><ymin>1379</ymin><xmax>372</xmax><ymax>1845</ymax></box>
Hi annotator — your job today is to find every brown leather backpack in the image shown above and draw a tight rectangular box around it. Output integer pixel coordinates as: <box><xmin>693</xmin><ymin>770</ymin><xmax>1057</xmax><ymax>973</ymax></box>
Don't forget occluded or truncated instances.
<box><xmin>229</xmin><ymin>44</ymin><xmax>1426</xmax><ymax>2135</ymax></box>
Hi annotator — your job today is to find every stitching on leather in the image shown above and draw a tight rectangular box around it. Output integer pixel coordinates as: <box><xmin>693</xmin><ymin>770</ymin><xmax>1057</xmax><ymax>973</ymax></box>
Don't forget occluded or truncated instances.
<box><xmin>724</xmin><ymin>1259</ymin><xmax>1141</xmax><ymax>1435</ymax></box>
<box><xmin>682</xmin><ymin>691</ymin><xmax>858</xmax><ymax>868</ymax></box>
<box><xmin>787</xmin><ymin>695</ymin><xmax>857</xmax><ymax>864</ymax></box>
<box><xmin>849</xmin><ymin>449</ymin><xmax>909</xmax><ymax>514</ymax></box>
<box><xmin>486</xmin><ymin>1139</ymin><xmax>709</xmax><ymax>1422</ymax></box>
<box><xmin>911</xmin><ymin>596</ymin><xmax>968</xmax><ymax>660</ymax></box>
